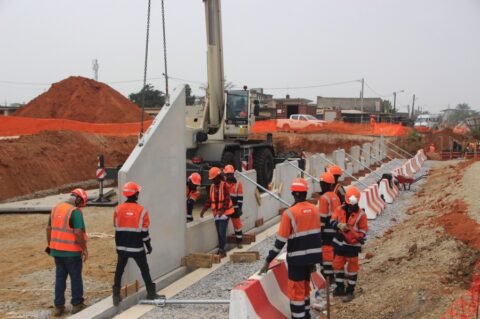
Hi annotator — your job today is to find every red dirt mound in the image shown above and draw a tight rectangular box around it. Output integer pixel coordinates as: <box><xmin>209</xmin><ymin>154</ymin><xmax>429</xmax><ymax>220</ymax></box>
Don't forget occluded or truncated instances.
<box><xmin>0</xmin><ymin>131</ymin><xmax>137</xmax><ymax>201</ymax></box>
<box><xmin>14</xmin><ymin>76</ymin><xmax>150</xmax><ymax>123</ymax></box>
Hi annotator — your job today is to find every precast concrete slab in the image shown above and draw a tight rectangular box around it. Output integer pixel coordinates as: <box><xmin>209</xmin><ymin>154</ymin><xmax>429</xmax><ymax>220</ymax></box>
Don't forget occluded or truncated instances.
<box><xmin>362</xmin><ymin>143</ymin><xmax>372</xmax><ymax>167</ymax></box>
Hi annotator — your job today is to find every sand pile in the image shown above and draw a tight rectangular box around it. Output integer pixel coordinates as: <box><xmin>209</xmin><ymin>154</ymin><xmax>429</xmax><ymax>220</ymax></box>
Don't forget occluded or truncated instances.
<box><xmin>14</xmin><ymin>76</ymin><xmax>150</xmax><ymax>123</ymax></box>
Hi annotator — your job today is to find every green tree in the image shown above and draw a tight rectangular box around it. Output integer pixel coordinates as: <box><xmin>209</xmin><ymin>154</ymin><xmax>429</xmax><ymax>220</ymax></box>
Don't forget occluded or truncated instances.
<box><xmin>185</xmin><ymin>84</ymin><xmax>196</xmax><ymax>105</ymax></box>
<box><xmin>444</xmin><ymin>103</ymin><xmax>478</xmax><ymax>126</ymax></box>
<box><xmin>129</xmin><ymin>84</ymin><xmax>165</xmax><ymax>108</ymax></box>
<box><xmin>382</xmin><ymin>100</ymin><xmax>393</xmax><ymax>113</ymax></box>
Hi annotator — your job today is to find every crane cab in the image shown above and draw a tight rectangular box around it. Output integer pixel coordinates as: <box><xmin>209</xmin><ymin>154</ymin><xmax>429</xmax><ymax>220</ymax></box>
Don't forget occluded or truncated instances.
<box><xmin>224</xmin><ymin>89</ymin><xmax>259</xmax><ymax>139</ymax></box>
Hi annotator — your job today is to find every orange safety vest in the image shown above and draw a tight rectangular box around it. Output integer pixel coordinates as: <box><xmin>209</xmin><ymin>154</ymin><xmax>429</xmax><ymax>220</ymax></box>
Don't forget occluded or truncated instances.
<box><xmin>186</xmin><ymin>187</ymin><xmax>200</xmax><ymax>201</ymax></box>
<box><xmin>114</xmin><ymin>203</ymin><xmax>149</xmax><ymax>232</ymax></box>
<box><xmin>49</xmin><ymin>202</ymin><xmax>86</xmax><ymax>252</ymax></box>
<box><xmin>332</xmin><ymin>206</ymin><xmax>368</xmax><ymax>248</ymax></box>
<box><xmin>226</xmin><ymin>181</ymin><xmax>243</xmax><ymax>197</ymax></box>
<box><xmin>209</xmin><ymin>181</ymin><xmax>234</xmax><ymax>216</ymax></box>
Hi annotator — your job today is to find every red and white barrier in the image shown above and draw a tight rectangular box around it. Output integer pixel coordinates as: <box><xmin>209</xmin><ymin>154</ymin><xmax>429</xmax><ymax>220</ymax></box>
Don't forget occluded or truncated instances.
<box><xmin>359</xmin><ymin>186</ymin><xmax>384</xmax><ymax>220</ymax></box>
<box><xmin>230</xmin><ymin>255</ymin><xmax>325</xmax><ymax>319</ymax></box>
<box><xmin>371</xmin><ymin>183</ymin><xmax>386</xmax><ymax>211</ymax></box>
<box><xmin>409</xmin><ymin>158</ymin><xmax>420</xmax><ymax>173</ymax></box>
<box><xmin>379</xmin><ymin>179</ymin><xmax>396</xmax><ymax>204</ymax></box>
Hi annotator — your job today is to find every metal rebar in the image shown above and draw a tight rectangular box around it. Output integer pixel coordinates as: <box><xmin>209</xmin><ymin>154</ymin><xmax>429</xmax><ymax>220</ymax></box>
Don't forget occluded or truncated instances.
<box><xmin>235</xmin><ymin>171</ymin><xmax>292</xmax><ymax>207</ymax></box>
<box><xmin>139</xmin><ymin>298</ymin><xmax>230</xmax><ymax>307</ymax></box>
<box><xmin>283</xmin><ymin>160</ymin><xmax>320</xmax><ymax>183</ymax></box>
<box><xmin>321</xmin><ymin>156</ymin><xmax>369</xmax><ymax>188</ymax></box>
<box><xmin>386</xmin><ymin>140</ymin><xmax>413</xmax><ymax>157</ymax></box>
<box><xmin>345</xmin><ymin>153</ymin><xmax>382</xmax><ymax>179</ymax></box>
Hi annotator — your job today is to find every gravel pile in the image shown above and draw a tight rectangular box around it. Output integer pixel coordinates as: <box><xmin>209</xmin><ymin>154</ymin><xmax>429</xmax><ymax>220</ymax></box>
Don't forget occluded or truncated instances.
<box><xmin>141</xmin><ymin>159</ymin><xmax>431</xmax><ymax>319</ymax></box>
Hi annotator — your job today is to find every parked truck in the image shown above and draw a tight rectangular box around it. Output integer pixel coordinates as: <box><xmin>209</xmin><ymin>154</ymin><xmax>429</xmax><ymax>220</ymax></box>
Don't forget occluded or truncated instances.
<box><xmin>185</xmin><ymin>0</ymin><xmax>275</xmax><ymax>188</ymax></box>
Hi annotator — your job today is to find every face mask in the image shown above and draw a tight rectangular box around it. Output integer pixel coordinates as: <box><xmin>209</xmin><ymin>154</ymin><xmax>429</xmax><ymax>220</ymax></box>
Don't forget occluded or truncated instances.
<box><xmin>348</xmin><ymin>195</ymin><xmax>358</xmax><ymax>205</ymax></box>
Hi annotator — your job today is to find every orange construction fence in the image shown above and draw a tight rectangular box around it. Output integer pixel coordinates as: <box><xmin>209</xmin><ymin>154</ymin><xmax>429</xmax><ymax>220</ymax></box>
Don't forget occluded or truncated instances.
<box><xmin>0</xmin><ymin>117</ymin><xmax>154</xmax><ymax>137</ymax></box>
<box><xmin>251</xmin><ymin>120</ymin><xmax>412</xmax><ymax>137</ymax></box>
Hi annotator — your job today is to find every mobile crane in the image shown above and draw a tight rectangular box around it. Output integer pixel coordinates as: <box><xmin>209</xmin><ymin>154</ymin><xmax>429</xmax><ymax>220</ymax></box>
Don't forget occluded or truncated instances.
<box><xmin>186</xmin><ymin>0</ymin><xmax>275</xmax><ymax>188</ymax></box>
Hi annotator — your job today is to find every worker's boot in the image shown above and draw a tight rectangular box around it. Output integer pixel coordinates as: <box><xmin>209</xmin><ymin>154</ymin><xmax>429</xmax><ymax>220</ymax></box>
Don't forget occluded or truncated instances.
<box><xmin>112</xmin><ymin>285</ymin><xmax>122</xmax><ymax>306</ymax></box>
<box><xmin>52</xmin><ymin>306</ymin><xmax>65</xmax><ymax>317</ymax></box>
<box><xmin>236</xmin><ymin>241</ymin><xmax>243</xmax><ymax>249</ymax></box>
<box><xmin>71</xmin><ymin>302</ymin><xmax>87</xmax><ymax>314</ymax></box>
<box><xmin>146</xmin><ymin>283</ymin><xmax>165</xmax><ymax>300</ymax></box>
<box><xmin>342</xmin><ymin>285</ymin><xmax>355</xmax><ymax>303</ymax></box>
<box><xmin>218</xmin><ymin>249</ymin><xmax>227</xmax><ymax>258</ymax></box>
<box><xmin>332</xmin><ymin>283</ymin><xmax>346</xmax><ymax>297</ymax></box>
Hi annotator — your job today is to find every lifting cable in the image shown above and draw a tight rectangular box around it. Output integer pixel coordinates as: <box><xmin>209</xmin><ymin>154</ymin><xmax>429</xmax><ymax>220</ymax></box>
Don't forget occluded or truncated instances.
<box><xmin>140</xmin><ymin>0</ymin><xmax>152</xmax><ymax>136</ymax></box>
<box><xmin>161</xmin><ymin>0</ymin><xmax>170</xmax><ymax>106</ymax></box>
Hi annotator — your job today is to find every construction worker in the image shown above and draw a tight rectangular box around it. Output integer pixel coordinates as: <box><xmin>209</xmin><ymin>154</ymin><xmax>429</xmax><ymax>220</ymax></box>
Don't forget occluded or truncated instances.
<box><xmin>260</xmin><ymin>178</ymin><xmax>322</xmax><ymax>319</ymax></box>
<box><xmin>112</xmin><ymin>182</ymin><xmax>162</xmax><ymax>306</ymax></box>
<box><xmin>329</xmin><ymin>186</ymin><xmax>368</xmax><ymax>302</ymax></box>
<box><xmin>186</xmin><ymin>172</ymin><xmax>202</xmax><ymax>222</ymax></box>
<box><xmin>317</xmin><ymin>172</ymin><xmax>341</xmax><ymax>286</ymax></box>
<box><xmin>329</xmin><ymin>165</ymin><xmax>346</xmax><ymax>204</ymax></box>
<box><xmin>223</xmin><ymin>164</ymin><xmax>244</xmax><ymax>248</ymax></box>
<box><xmin>46</xmin><ymin>188</ymin><xmax>88</xmax><ymax>317</ymax></box>
<box><xmin>200</xmin><ymin>167</ymin><xmax>235</xmax><ymax>258</ymax></box>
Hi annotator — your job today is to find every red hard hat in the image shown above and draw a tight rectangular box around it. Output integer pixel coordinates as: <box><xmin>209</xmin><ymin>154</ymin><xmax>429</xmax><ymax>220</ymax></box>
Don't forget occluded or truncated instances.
<box><xmin>123</xmin><ymin>181</ymin><xmax>142</xmax><ymax>197</ymax></box>
<box><xmin>71</xmin><ymin>188</ymin><xmax>88</xmax><ymax>207</ymax></box>
<box><xmin>208</xmin><ymin>167</ymin><xmax>222</xmax><ymax>180</ymax></box>
<box><xmin>320</xmin><ymin>172</ymin><xmax>335</xmax><ymax>184</ymax></box>
<box><xmin>345</xmin><ymin>187</ymin><xmax>361</xmax><ymax>205</ymax></box>
<box><xmin>329</xmin><ymin>165</ymin><xmax>343</xmax><ymax>176</ymax></box>
<box><xmin>223</xmin><ymin>165</ymin><xmax>235</xmax><ymax>174</ymax></box>
<box><xmin>189</xmin><ymin>172</ymin><xmax>202</xmax><ymax>186</ymax></box>
<box><xmin>290</xmin><ymin>178</ymin><xmax>308</xmax><ymax>192</ymax></box>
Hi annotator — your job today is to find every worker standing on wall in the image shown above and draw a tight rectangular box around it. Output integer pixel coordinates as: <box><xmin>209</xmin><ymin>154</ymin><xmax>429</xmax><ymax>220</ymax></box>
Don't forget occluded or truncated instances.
<box><xmin>46</xmin><ymin>188</ymin><xmax>88</xmax><ymax>317</ymax></box>
<box><xmin>329</xmin><ymin>165</ymin><xmax>346</xmax><ymax>204</ymax></box>
<box><xmin>186</xmin><ymin>173</ymin><xmax>202</xmax><ymax>223</ymax></box>
<box><xmin>112</xmin><ymin>182</ymin><xmax>162</xmax><ymax>306</ymax></box>
<box><xmin>200</xmin><ymin>167</ymin><xmax>234</xmax><ymax>258</ymax></box>
<box><xmin>259</xmin><ymin>178</ymin><xmax>322</xmax><ymax>319</ymax></box>
<box><xmin>329</xmin><ymin>186</ymin><xmax>368</xmax><ymax>302</ymax></box>
<box><xmin>317</xmin><ymin>172</ymin><xmax>341</xmax><ymax>287</ymax></box>
<box><xmin>223</xmin><ymin>165</ymin><xmax>244</xmax><ymax>248</ymax></box>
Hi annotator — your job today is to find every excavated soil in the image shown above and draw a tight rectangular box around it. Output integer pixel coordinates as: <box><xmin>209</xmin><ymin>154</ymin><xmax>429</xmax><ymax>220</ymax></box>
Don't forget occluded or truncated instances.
<box><xmin>0</xmin><ymin>131</ymin><xmax>137</xmax><ymax>202</ymax></box>
<box><xmin>14</xmin><ymin>76</ymin><xmax>150</xmax><ymax>123</ymax></box>
<box><xmin>332</xmin><ymin>160</ymin><xmax>480</xmax><ymax>319</ymax></box>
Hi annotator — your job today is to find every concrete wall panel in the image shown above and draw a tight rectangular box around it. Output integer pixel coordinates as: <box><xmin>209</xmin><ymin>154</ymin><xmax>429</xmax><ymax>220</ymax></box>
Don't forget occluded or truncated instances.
<box><xmin>118</xmin><ymin>88</ymin><xmax>186</xmax><ymax>286</ymax></box>
<box><xmin>350</xmin><ymin>146</ymin><xmax>361</xmax><ymax>173</ymax></box>
<box><xmin>362</xmin><ymin>143</ymin><xmax>372</xmax><ymax>167</ymax></box>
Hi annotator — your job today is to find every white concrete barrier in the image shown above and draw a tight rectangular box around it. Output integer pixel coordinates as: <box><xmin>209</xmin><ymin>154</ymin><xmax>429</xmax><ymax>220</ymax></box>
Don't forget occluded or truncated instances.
<box><xmin>350</xmin><ymin>146</ymin><xmax>361</xmax><ymax>174</ymax></box>
<box><xmin>362</xmin><ymin>143</ymin><xmax>372</xmax><ymax>167</ymax></box>
<box><xmin>380</xmin><ymin>136</ymin><xmax>387</xmax><ymax>160</ymax></box>
<box><xmin>118</xmin><ymin>88</ymin><xmax>186</xmax><ymax>286</ymax></box>
<box><xmin>371</xmin><ymin>183</ymin><xmax>386</xmax><ymax>211</ymax></box>
<box><xmin>359</xmin><ymin>188</ymin><xmax>379</xmax><ymax>220</ymax></box>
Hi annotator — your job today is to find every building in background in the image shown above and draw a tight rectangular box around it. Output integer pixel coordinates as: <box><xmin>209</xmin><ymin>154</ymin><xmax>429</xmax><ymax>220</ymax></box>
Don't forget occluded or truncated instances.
<box><xmin>273</xmin><ymin>96</ymin><xmax>314</xmax><ymax>119</ymax></box>
<box><xmin>317</xmin><ymin>96</ymin><xmax>383</xmax><ymax>113</ymax></box>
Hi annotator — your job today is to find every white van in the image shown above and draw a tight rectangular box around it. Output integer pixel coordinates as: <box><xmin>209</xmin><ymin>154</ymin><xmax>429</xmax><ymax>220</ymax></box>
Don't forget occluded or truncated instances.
<box><xmin>414</xmin><ymin>114</ymin><xmax>441</xmax><ymax>130</ymax></box>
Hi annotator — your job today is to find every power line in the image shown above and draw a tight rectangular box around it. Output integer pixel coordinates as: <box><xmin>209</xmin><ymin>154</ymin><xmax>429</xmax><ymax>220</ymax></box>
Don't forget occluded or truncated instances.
<box><xmin>364</xmin><ymin>81</ymin><xmax>392</xmax><ymax>98</ymax></box>
<box><xmin>262</xmin><ymin>79</ymin><xmax>360</xmax><ymax>90</ymax></box>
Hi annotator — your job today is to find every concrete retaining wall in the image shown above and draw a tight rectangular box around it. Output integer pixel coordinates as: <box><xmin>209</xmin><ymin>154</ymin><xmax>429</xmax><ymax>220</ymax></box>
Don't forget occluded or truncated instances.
<box><xmin>362</xmin><ymin>143</ymin><xmax>372</xmax><ymax>167</ymax></box>
<box><xmin>350</xmin><ymin>145</ymin><xmax>361</xmax><ymax>173</ymax></box>
<box><xmin>118</xmin><ymin>88</ymin><xmax>186</xmax><ymax>286</ymax></box>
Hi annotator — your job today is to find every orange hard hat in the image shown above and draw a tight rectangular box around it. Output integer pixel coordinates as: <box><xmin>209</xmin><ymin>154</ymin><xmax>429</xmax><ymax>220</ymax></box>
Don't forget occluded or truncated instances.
<box><xmin>188</xmin><ymin>172</ymin><xmax>202</xmax><ymax>186</ymax></box>
<box><xmin>290</xmin><ymin>178</ymin><xmax>308</xmax><ymax>192</ymax></box>
<box><xmin>345</xmin><ymin>187</ymin><xmax>361</xmax><ymax>205</ymax></box>
<box><xmin>223</xmin><ymin>165</ymin><xmax>235</xmax><ymax>174</ymax></box>
<box><xmin>71</xmin><ymin>188</ymin><xmax>88</xmax><ymax>207</ymax></box>
<box><xmin>329</xmin><ymin>165</ymin><xmax>343</xmax><ymax>176</ymax></box>
<box><xmin>208</xmin><ymin>167</ymin><xmax>222</xmax><ymax>180</ymax></box>
<box><xmin>123</xmin><ymin>181</ymin><xmax>142</xmax><ymax>197</ymax></box>
<box><xmin>320</xmin><ymin>172</ymin><xmax>335</xmax><ymax>184</ymax></box>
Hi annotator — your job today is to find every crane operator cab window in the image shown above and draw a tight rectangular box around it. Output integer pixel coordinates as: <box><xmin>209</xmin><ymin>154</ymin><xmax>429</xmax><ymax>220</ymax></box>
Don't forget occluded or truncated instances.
<box><xmin>226</xmin><ymin>90</ymin><xmax>249</xmax><ymax>125</ymax></box>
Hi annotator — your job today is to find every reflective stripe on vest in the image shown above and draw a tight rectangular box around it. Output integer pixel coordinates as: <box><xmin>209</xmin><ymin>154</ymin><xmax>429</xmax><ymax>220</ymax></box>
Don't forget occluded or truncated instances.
<box><xmin>49</xmin><ymin>203</ymin><xmax>84</xmax><ymax>252</ymax></box>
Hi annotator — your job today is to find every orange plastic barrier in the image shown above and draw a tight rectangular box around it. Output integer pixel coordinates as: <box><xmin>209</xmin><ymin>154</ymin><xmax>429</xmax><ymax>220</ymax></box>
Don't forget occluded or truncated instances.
<box><xmin>252</xmin><ymin>120</ymin><xmax>411</xmax><ymax>137</ymax></box>
<box><xmin>0</xmin><ymin>117</ymin><xmax>153</xmax><ymax>137</ymax></box>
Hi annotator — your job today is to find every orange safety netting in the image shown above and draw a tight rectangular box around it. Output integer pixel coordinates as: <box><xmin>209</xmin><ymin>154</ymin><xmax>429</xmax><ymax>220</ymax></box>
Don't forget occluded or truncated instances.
<box><xmin>0</xmin><ymin>116</ymin><xmax>153</xmax><ymax>137</ymax></box>
<box><xmin>251</xmin><ymin>120</ymin><xmax>412</xmax><ymax>137</ymax></box>
<box><xmin>441</xmin><ymin>261</ymin><xmax>480</xmax><ymax>319</ymax></box>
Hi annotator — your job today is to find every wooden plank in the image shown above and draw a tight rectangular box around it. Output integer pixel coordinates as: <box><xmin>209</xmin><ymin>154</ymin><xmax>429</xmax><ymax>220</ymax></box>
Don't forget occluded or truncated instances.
<box><xmin>227</xmin><ymin>233</ymin><xmax>256</xmax><ymax>244</ymax></box>
<box><xmin>230</xmin><ymin>251</ymin><xmax>260</xmax><ymax>263</ymax></box>
<box><xmin>121</xmin><ymin>280</ymin><xmax>139</xmax><ymax>298</ymax></box>
<box><xmin>255</xmin><ymin>218</ymin><xmax>264</xmax><ymax>227</ymax></box>
<box><xmin>181</xmin><ymin>253</ymin><xmax>213</xmax><ymax>269</ymax></box>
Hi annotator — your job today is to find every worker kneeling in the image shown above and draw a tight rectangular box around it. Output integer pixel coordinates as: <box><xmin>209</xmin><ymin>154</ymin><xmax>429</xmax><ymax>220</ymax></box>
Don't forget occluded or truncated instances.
<box><xmin>329</xmin><ymin>187</ymin><xmax>368</xmax><ymax>302</ymax></box>
<box><xmin>260</xmin><ymin>178</ymin><xmax>322</xmax><ymax>319</ymax></box>
<box><xmin>112</xmin><ymin>182</ymin><xmax>163</xmax><ymax>306</ymax></box>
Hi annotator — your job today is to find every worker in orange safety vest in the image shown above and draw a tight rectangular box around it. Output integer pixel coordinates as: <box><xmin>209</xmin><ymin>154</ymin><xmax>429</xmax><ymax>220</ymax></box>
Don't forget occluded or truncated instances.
<box><xmin>186</xmin><ymin>172</ymin><xmax>202</xmax><ymax>223</ymax></box>
<box><xmin>200</xmin><ymin>167</ymin><xmax>236</xmax><ymax>258</ymax></box>
<box><xmin>223</xmin><ymin>164</ymin><xmax>244</xmax><ymax>248</ymax></box>
<box><xmin>112</xmin><ymin>182</ymin><xmax>162</xmax><ymax>306</ymax></box>
<box><xmin>329</xmin><ymin>165</ymin><xmax>346</xmax><ymax>204</ymax></box>
<box><xmin>260</xmin><ymin>178</ymin><xmax>322</xmax><ymax>319</ymax></box>
<box><xmin>329</xmin><ymin>186</ymin><xmax>368</xmax><ymax>303</ymax></box>
<box><xmin>317</xmin><ymin>172</ymin><xmax>341</xmax><ymax>285</ymax></box>
<box><xmin>47</xmin><ymin>188</ymin><xmax>88</xmax><ymax>317</ymax></box>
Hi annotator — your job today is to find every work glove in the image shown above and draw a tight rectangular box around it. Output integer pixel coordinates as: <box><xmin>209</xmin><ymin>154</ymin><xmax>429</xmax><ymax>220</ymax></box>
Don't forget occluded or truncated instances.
<box><xmin>44</xmin><ymin>246</ymin><xmax>51</xmax><ymax>255</ymax></box>
<box><xmin>145</xmin><ymin>241</ymin><xmax>153</xmax><ymax>255</ymax></box>
<box><xmin>358</xmin><ymin>236</ymin><xmax>366</xmax><ymax>245</ymax></box>
<box><xmin>258</xmin><ymin>261</ymin><xmax>270</xmax><ymax>275</ymax></box>
<box><xmin>338</xmin><ymin>223</ymin><xmax>350</xmax><ymax>232</ymax></box>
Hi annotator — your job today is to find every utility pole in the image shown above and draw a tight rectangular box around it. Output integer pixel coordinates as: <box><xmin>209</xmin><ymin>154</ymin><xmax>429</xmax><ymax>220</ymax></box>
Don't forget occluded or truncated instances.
<box><xmin>393</xmin><ymin>92</ymin><xmax>396</xmax><ymax>113</ymax></box>
<box><xmin>411</xmin><ymin>94</ymin><xmax>416</xmax><ymax>119</ymax></box>
<box><xmin>360</xmin><ymin>78</ymin><xmax>364</xmax><ymax>123</ymax></box>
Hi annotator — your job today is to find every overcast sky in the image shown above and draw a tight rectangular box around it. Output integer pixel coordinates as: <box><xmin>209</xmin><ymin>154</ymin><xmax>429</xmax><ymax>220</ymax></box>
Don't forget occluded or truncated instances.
<box><xmin>1</xmin><ymin>0</ymin><xmax>479</xmax><ymax>113</ymax></box>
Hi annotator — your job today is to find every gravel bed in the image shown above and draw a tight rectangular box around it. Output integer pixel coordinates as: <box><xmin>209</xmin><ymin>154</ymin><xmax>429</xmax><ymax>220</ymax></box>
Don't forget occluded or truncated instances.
<box><xmin>141</xmin><ymin>159</ymin><xmax>431</xmax><ymax>319</ymax></box>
